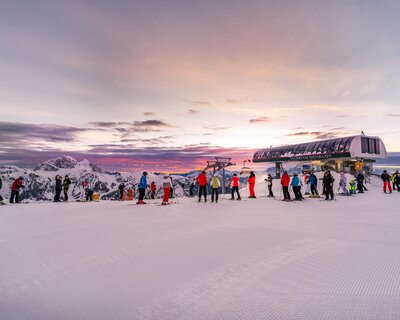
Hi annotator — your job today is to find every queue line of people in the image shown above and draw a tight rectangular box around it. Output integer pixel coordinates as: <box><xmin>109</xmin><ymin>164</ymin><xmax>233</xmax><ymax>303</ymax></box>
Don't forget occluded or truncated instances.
<box><xmin>2</xmin><ymin>169</ymin><xmax>399</xmax><ymax>205</ymax></box>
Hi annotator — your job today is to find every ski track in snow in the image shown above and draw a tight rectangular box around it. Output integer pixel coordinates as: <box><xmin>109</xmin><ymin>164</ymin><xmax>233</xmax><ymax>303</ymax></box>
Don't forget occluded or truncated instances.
<box><xmin>1</xmin><ymin>175</ymin><xmax>400</xmax><ymax>319</ymax></box>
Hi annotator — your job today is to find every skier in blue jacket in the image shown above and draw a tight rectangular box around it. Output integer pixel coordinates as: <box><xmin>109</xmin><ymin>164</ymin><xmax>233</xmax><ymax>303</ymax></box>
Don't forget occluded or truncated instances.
<box><xmin>137</xmin><ymin>172</ymin><xmax>149</xmax><ymax>204</ymax></box>
<box><xmin>290</xmin><ymin>174</ymin><xmax>304</xmax><ymax>200</ymax></box>
<box><xmin>309</xmin><ymin>172</ymin><xmax>319</xmax><ymax>197</ymax></box>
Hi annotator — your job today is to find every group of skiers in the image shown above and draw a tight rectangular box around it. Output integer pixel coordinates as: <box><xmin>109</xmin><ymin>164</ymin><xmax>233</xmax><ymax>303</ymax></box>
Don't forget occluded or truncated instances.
<box><xmin>117</xmin><ymin>172</ymin><xmax>174</xmax><ymax>205</ymax></box>
<box><xmin>276</xmin><ymin>170</ymin><xmax>373</xmax><ymax>201</ymax></box>
<box><xmin>192</xmin><ymin>170</ymin><xmax>258</xmax><ymax>203</ymax></box>
<box><xmin>53</xmin><ymin>175</ymin><xmax>71</xmax><ymax>202</ymax></box>
<box><xmin>278</xmin><ymin>171</ymin><xmax>325</xmax><ymax>201</ymax></box>
<box><xmin>192</xmin><ymin>169</ymin><xmax>359</xmax><ymax>203</ymax></box>
<box><xmin>2</xmin><ymin>168</ymin><xmax>399</xmax><ymax>205</ymax></box>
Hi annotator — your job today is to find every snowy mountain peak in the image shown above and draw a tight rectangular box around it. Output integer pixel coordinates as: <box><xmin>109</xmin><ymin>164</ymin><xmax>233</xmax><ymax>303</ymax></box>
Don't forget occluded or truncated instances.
<box><xmin>77</xmin><ymin>159</ymin><xmax>103</xmax><ymax>173</ymax></box>
<box><xmin>34</xmin><ymin>156</ymin><xmax>78</xmax><ymax>171</ymax></box>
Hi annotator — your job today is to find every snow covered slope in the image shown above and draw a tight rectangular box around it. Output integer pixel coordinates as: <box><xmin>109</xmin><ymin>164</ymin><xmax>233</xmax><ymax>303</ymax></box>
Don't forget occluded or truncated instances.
<box><xmin>1</xmin><ymin>177</ymin><xmax>400</xmax><ymax>319</ymax></box>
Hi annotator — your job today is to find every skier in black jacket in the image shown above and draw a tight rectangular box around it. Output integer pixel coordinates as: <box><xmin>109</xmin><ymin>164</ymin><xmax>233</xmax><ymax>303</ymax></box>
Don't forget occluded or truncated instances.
<box><xmin>189</xmin><ymin>179</ymin><xmax>196</xmax><ymax>196</ymax></box>
<box><xmin>356</xmin><ymin>172</ymin><xmax>364</xmax><ymax>193</ymax></box>
<box><xmin>0</xmin><ymin>176</ymin><xmax>3</xmax><ymax>204</ymax></box>
<box><xmin>395</xmin><ymin>172</ymin><xmax>400</xmax><ymax>192</ymax></box>
<box><xmin>323</xmin><ymin>171</ymin><xmax>335</xmax><ymax>200</ymax></box>
<box><xmin>54</xmin><ymin>175</ymin><xmax>63</xmax><ymax>202</ymax></box>
<box><xmin>118</xmin><ymin>183</ymin><xmax>125</xmax><ymax>200</ymax></box>
<box><xmin>63</xmin><ymin>175</ymin><xmax>72</xmax><ymax>201</ymax></box>
<box><xmin>85</xmin><ymin>188</ymin><xmax>94</xmax><ymax>201</ymax></box>
<box><xmin>381</xmin><ymin>170</ymin><xmax>392</xmax><ymax>194</ymax></box>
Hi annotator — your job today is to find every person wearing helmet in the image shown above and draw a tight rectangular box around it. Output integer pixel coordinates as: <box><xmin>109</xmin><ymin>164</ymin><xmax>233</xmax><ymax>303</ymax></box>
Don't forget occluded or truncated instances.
<box><xmin>247</xmin><ymin>171</ymin><xmax>256</xmax><ymax>198</ymax></box>
<box><xmin>323</xmin><ymin>171</ymin><xmax>335</xmax><ymax>200</ymax></box>
<box><xmin>137</xmin><ymin>171</ymin><xmax>149</xmax><ymax>204</ymax></box>
<box><xmin>309</xmin><ymin>172</ymin><xmax>319</xmax><ymax>197</ymax></box>
<box><xmin>162</xmin><ymin>175</ymin><xmax>172</xmax><ymax>205</ymax></box>
<box><xmin>290</xmin><ymin>173</ymin><xmax>303</xmax><ymax>200</ymax></box>
<box><xmin>10</xmin><ymin>177</ymin><xmax>25</xmax><ymax>203</ymax></box>
<box><xmin>150</xmin><ymin>182</ymin><xmax>156</xmax><ymax>199</ymax></box>
<box><xmin>395</xmin><ymin>170</ymin><xmax>400</xmax><ymax>192</ymax></box>
<box><xmin>381</xmin><ymin>170</ymin><xmax>392</xmax><ymax>194</ymax></box>
<box><xmin>63</xmin><ymin>175</ymin><xmax>72</xmax><ymax>201</ymax></box>
<box><xmin>339</xmin><ymin>172</ymin><xmax>348</xmax><ymax>195</ymax></box>
<box><xmin>196</xmin><ymin>171</ymin><xmax>208</xmax><ymax>202</ymax></box>
<box><xmin>210</xmin><ymin>175</ymin><xmax>221</xmax><ymax>203</ymax></box>
<box><xmin>0</xmin><ymin>175</ymin><xmax>4</xmax><ymax>204</ymax></box>
<box><xmin>265</xmin><ymin>174</ymin><xmax>274</xmax><ymax>197</ymax></box>
<box><xmin>230</xmin><ymin>173</ymin><xmax>241</xmax><ymax>200</ymax></box>
<box><xmin>118</xmin><ymin>183</ymin><xmax>125</xmax><ymax>200</ymax></box>
<box><xmin>54</xmin><ymin>175</ymin><xmax>63</xmax><ymax>202</ymax></box>
<box><xmin>280</xmin><ymin>171</ymin><xmax>291</xmax><ymax>201</ymax></box>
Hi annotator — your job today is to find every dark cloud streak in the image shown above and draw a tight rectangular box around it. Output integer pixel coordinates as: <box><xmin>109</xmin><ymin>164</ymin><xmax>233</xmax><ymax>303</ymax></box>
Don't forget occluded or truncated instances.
<box><xmin>0</xmin><ymin>121</ymin><xmax>91</xmax><ymax>143</ymax></box>
<box><xmin>249</xmin><ymin>117</ymin><xmax>272</xmax><ymax>124</ymax></box>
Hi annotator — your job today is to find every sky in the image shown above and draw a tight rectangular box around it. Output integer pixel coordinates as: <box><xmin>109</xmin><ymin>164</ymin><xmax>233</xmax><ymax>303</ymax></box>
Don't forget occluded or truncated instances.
<box><xmin>1</xmin><ymin>0</ymin><xmax>400</xmax><ymax>172</ymax></box>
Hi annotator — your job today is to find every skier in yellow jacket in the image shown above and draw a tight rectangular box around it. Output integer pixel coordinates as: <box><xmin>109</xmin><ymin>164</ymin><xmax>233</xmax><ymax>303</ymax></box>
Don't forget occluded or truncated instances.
<box><xmin>210</xmin><ymin>175</ymin><xmax>221</xmax><ymax>203</ymax></box>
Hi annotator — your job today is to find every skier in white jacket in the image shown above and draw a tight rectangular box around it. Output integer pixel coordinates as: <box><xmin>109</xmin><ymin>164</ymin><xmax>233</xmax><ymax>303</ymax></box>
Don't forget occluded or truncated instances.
<box><xmin>339</xmin><ymin>172</ymin><xmax>348</xmax><ymax>195</ymax></box>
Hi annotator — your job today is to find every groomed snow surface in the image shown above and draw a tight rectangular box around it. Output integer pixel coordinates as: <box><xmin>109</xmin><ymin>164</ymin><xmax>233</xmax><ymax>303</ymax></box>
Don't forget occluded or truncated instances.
<box><xmin>1</xmin><ymin>174</ymin><xmax>400</xmax><ymax>320</ymax></box>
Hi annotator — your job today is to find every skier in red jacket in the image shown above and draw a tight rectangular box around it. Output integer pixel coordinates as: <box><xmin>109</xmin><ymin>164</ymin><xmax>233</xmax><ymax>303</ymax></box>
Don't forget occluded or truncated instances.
<box><xmin>248</xmin><ymin>171</ymin><xmax>256</xmax><ymax>198</ymax></box>
<box><xmin>196</xmin><ymin>171</ymin><xmax>208</xmax><ymax>202</ymax></box>
<box><xmin>150</xmin><ymin>182</ymin><xmax>156</xmax><ymax>199</ymax></box>
<box><xmin>280</xmin><ymin>171</ymin><xmax>291</xmax><ymax>201</ymax></box>
<box><xmin>10</xmin><ymin>177</ymin><xmax>24</xmax><ymax>203</ymax></box>
<box><xmin>230</xmin><ymin>173</ymin><xmax>241</xmax><ymax>200</ymax></box>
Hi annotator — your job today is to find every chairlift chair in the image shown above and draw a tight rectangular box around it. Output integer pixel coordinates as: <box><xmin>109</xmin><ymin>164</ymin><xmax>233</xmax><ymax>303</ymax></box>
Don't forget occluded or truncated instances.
<box><xmin>240</xmin><ymin>166</ymin><xmax>252</xmax><ymax>175</ymax></box>
<box><xmin>240</xmin><ymin>160</ymin><xmax>252</xmax><ymax>175</ymax></box>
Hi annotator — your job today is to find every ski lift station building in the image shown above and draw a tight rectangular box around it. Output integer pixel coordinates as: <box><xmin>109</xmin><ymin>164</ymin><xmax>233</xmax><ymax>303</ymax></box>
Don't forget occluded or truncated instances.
<box><xmin>253</xmin><ymin>135</ymin><xmax>387</xmax><ymax>177</ymax></box>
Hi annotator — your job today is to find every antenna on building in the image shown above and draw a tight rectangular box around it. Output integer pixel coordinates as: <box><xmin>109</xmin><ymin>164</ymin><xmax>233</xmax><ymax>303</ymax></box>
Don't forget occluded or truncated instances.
<box><xmin>361</xmin><ymin>131</ymin><xmax>365</xmax><ymax>135</ymax></box>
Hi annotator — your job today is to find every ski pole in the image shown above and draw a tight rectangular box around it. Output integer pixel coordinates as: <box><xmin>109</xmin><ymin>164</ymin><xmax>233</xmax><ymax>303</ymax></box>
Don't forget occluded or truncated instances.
<box><xmin>264</xmin><ymin>180</ymin><xmax>267</xmax><ymax>197</ymax></box>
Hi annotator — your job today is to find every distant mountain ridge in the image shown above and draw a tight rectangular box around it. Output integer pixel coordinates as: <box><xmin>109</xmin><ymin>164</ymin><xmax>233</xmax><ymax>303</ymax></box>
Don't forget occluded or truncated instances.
<box><xmin>0</xmin><ymin>156</ymin><xmax>242</xmax><ymax>201</ymax></box>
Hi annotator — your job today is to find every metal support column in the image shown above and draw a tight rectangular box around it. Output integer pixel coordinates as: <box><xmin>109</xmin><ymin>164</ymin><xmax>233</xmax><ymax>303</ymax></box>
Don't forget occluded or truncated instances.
<box><xmin>222</xmin><ymin>168</ymin><xmax>226</xmax><ymax>194</ymax></box>
<box><xmin>275</xmin><ymin>162</ymin><xmax>282</xmax><ymax>179</ymax></box>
